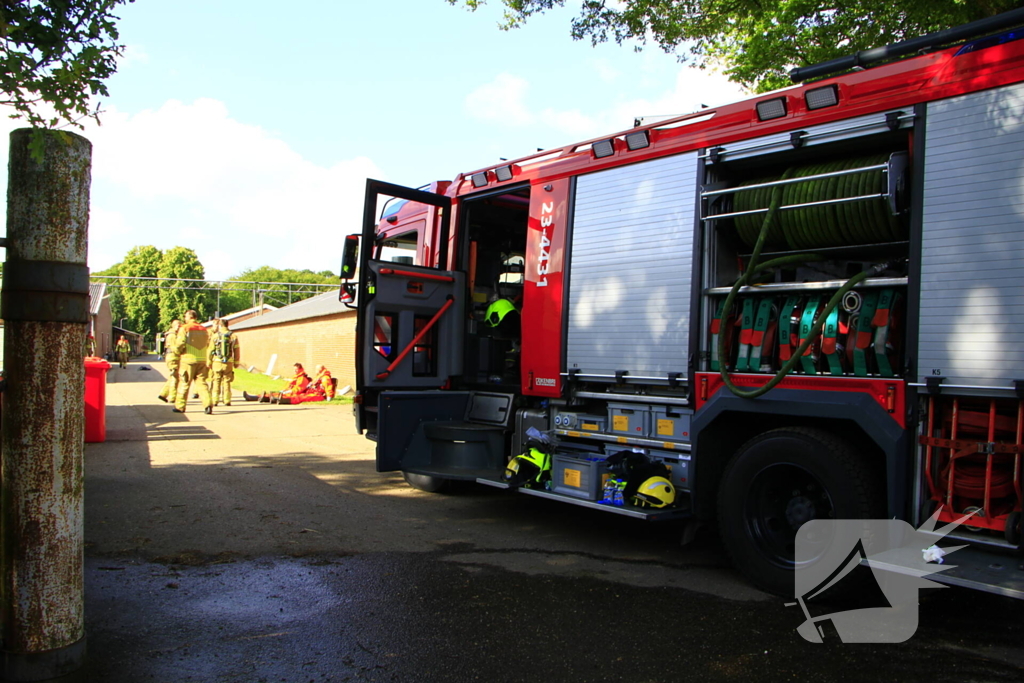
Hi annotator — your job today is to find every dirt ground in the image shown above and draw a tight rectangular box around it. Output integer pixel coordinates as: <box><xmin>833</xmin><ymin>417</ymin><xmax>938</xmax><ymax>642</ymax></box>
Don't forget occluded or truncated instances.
<box><xmin>72</xmin><ymin>356</ymin><xmax>1024</xmax><ymax>682</ymax></box>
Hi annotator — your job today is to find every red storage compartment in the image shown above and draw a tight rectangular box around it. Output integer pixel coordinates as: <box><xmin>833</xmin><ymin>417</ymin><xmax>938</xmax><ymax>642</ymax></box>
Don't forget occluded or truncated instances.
<box><xmin>84</xmin><ymin>357</ymin><xmax>111</xmax><ymax>443</ymax></box>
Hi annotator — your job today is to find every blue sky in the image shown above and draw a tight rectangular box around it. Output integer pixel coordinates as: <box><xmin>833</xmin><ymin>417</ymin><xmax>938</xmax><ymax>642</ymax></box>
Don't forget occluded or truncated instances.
<box><xmin>1</xmin><ymin>0</ymin><xmax>745</xmax><ymax>280</ymax></box>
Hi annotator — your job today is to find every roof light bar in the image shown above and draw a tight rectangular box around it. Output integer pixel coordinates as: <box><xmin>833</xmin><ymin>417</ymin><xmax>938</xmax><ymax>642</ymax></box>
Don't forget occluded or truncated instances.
<box><xmin>805</xmin><ymin>85</ymin><xmax>839</xmax><ymax>110</ymax></box>
<box><xmin>495</xmin><ymin>165</ymin><xmax>513</xmax><ymax>182</ymax></box>
<box><xmin>625</xmin><ymin>130</ymin><xmax>650</xmax><ymax>151</ymax></box>
<box><xmin>592</xmin><ymin>138</ymin><xmax>615</xmax><ymax>158</ymax></box>
<box><xmin>471</xmin><ymin>172</ymin><xmax>489</xmax><ymax>188</ymax></box>
<box><xmin>756</xmin><ymin>97</ymin><xmax>787</xmax><ymax>121</ymax></box>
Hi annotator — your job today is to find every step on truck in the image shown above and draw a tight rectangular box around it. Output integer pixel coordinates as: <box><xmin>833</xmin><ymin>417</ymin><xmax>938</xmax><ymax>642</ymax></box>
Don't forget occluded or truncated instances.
<box><xmin>341</xmin><ymin>10</ymin><xmax>1024</xmax><ymax>597</ymax></box>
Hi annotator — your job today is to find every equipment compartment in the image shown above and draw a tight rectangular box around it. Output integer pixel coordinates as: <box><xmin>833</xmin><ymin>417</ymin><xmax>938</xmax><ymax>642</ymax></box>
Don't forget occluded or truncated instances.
<box><xmin>650</xmin><ymin>406</ymin><xmax>692</xmax><ymax>440</ymax></box>
<box><xmin>700</xmin><ymin>118</ymin><xmax>911</xmax><ymax>379</ymax></box>
<box><xmin>608</xmin><ymin>402</ymin><xmax>651</xmax><ymax>436</ymax></box>
<box><xmin>551</xmin><ymin>453</ymin><xmax>613</xmax><ymax>501</ymax></box>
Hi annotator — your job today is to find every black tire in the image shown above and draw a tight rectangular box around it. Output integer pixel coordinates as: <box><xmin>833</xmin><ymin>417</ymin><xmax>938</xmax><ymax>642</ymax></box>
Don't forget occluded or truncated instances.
<box><xmin>403</xmin><ymin>471</ymin><xmax>451</xmax><ymax>494</ymax></box>
<box><xmin>717</xmin><ymin>427</ymin><xmax>884</xmax><ymax>596</ymax></box>
<box><xmin>1005</xmin><ymin>511</ymin><xmax>1022</xmax><ymax>548</ymax></box>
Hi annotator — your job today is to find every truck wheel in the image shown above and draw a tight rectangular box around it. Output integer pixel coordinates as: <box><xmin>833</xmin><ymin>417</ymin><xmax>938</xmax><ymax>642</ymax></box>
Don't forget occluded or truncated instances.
<box><xmin>1005</xmin><ymin>511</ymin><xmax>1022</xmax><ymax>548</ymax></box>
<box><xmin>717</xmin><ymin>427</ymin><xmax>883</xmax><ymax>596</ymax></box>
<box><xmin>403</xmin><ymin>472</ymin><xmax>451</xmax><ymax>493</ymax></box>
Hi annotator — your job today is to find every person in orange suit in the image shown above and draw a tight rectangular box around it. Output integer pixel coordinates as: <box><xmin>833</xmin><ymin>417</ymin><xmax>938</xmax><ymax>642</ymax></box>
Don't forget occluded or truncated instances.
<box><xmin>245</xmin><ymin>363</ymin><xmax>310</xmax><ymax>404</ymax></box>
<box><xmin>288</xmin><ymin>364</ymin><xmax>335</xmax><ymax>404</ymax></box>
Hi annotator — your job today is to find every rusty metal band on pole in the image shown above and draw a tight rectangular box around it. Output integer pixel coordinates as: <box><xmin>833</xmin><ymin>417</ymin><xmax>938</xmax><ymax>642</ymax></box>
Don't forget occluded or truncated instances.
<box><xmin>1</xmin><ymin>260</ymin><xmax>90</xmax><ymax>323</ymax></box>
<box><xmin>1</xmin><ymin>128</ymin><xmax>92</xmax><ymax>681</ymax></box>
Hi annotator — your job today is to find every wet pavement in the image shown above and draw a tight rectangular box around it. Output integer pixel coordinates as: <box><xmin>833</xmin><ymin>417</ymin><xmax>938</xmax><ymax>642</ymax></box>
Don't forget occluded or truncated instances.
<box><xmin>65</xmin><ymin>357</ymin><xmax>1024</xmax><ymax>682</ymax></box>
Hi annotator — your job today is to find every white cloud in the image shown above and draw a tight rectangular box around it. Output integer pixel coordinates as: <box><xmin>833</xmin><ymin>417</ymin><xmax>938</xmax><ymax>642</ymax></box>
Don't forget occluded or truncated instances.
<box><xmin>591</xmin><ymin>58</ymin><xmax>621</xmax><ymax>84</ymax></box>
<box><xmin>462</xmin><ymin>64</ymin><xmax>746</xmax><ymax>147</ymax></box>
<box><xmin>465</xmin><ymin>73</ymin><xmax>534</xmax><ymax>125</ymax></box>
<box><xmin>119</xmin><ymin>44</ymin><xmax>150</xmax><ymax>68</ymax></box>
<box><xmin>0</xmin><ymin>99</ymin><xmax>384</xmax><ymax>280</ymax></box>
<box><xmin>546</xmin><ymin>66</ymin><xmax>748</xmax><ymax>139</ymax></box>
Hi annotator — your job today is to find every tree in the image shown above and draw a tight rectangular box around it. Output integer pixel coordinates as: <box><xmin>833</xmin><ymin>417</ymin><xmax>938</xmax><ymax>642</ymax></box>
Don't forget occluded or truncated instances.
<box><xmin>451</xmin><ymin>1</ymin><xmax>1024</xmax><ymax>91</ymax></box>
<box><xmin>157</xmin><ymin>247</ymin><xmax>210</xmax><ymax>330</ymax></box>
<box><xmin>119</xmin><ymin>245</ymin><xmax>162</xmax><ymax>336</ymax></box>
<box><xmin>217</xmin><ymin>266</ymin><xmax>338</xmax><ymax>315</ymax></box>
<box><xmin>1</xmin><ymin>1</ymin><xmax>132</xmax><ymax>155</ymax></box>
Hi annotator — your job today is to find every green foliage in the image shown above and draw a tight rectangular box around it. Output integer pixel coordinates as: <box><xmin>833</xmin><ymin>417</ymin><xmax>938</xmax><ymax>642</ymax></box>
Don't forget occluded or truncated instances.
<box><xmin>218</xmin><ymin>266</ymin><xmax>338</xmax><ymax>315</ymax></box>
<box><xmin>157</xmin><ymin>246</ymin><xmax>210</xmax><ymax>329</ymax></box>
<box><xmin>119</xmin><ymin>245</ymin><xmax>161</xmax><ymax>335</ymax></box>
<box><xmin>451</xmin><ymin>1</ymin><xmax>1024</xmax><ymax>91</ymax></box>
<box><xmin>1</xmin><ymin>1</ymin><xmax>132</xmax><ymax>150</ymax></box>
<box><xmin>94</xmin><ymin>245</ymin><xmax>339</xmax><ymax>328</ymax></box>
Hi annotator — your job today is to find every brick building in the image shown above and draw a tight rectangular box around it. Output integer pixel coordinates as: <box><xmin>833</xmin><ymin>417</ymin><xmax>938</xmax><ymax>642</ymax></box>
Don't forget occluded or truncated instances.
<box><xmin>231</xmin><ymin>291</ymin><xmax>356</xmax><ymax>391</ymax></box>
<box><xmin>88</xmin><ymin>282</ymin><xmax>113</xmax><ymax>358</ymax></box>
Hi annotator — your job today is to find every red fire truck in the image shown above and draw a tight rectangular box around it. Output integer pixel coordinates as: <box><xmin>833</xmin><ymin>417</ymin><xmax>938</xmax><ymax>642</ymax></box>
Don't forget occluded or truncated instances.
<box><xmin>342</xmin><ymin>11</ymin><xmax>1024</xmax><ymax>597</ymax></box>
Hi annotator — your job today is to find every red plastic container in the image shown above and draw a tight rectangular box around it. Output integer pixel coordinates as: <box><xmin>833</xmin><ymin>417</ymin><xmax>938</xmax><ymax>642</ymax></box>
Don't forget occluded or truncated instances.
<box><xmin>84</xmin><ymin>357</ymin><xmax>111</xmax><ymax>443</ymax></box>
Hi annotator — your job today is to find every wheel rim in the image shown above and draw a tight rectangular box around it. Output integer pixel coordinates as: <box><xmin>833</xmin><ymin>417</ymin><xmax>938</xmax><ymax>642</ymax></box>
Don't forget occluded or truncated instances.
<box><xmin>743</xmin><ymin>462</ymin><xmax>836</xmax><ymax>570</ymax></box>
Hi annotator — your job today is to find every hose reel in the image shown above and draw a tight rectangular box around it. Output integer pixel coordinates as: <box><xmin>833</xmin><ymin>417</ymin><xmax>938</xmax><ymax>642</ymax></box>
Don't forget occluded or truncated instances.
<box><xmin>733</xmin><ymin>153</ymin><xmax>907</xmax><ymax>250</ymax></box>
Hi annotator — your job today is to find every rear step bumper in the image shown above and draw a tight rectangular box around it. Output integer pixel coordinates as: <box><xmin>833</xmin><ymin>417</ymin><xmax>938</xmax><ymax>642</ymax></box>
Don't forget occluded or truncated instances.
<box><xmin>476</xmin><ymin>477</ymin><xmax>691</xmax><ymax>521</ymax></box>
<box><xmin>866</xmin><ymin>546</ymin><xmax>1024</xmax><ymax>599</ymax></box>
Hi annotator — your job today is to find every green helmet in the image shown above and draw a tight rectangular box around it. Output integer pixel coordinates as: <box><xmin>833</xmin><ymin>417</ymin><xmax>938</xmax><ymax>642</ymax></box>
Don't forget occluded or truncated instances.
<box><xmin>503</xmin><ymin>447</ymin><xmax>551</xmax><ymax>487</ymax></box>
<box><xmin>485</xmin><ymin>298</ymin><xmax>517</xmax><ymax>327</ymax></box>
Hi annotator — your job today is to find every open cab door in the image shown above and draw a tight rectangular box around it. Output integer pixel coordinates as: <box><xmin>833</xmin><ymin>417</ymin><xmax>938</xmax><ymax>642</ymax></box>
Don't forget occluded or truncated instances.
<box><xmin>355</xmin><ymin>180</ymin><xmax>510</xmax><ymax>483</ymax></box>
<box><xmin>355</xmin><ymin>179</ymin><xmax>463</xmax><ymax>399</ymax></box>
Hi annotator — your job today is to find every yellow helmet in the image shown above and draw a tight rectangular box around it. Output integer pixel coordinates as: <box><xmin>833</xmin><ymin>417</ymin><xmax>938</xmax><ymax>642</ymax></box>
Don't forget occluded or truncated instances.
<box><xmin>633</xmin><ymin>476</ymin><xmax>675</xmax><ymax>508</ymax></box>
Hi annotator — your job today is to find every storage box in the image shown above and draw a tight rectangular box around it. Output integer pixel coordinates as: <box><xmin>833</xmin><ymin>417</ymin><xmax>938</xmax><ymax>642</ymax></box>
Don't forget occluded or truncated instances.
<box><xmin>648</xmin><ymin>449</ymin><xmax>692</xmax><ymax>492</ymax></box>
<box><xmin>650</xmin><ymin>406</ymin><xmax>692</xmax><ymax>441</ymax></box>
<box><xmin>553</xmin><ymin>411</ymin><xmax>607</xmax><ymax>432</ymax></box>
<box><xmin>608</xmin><ymin>403</ymin><xmax>650</xmax><ymax>436</ymax></box>
<box><xmin>551</xmin><ymin>454</ymin><xmax>614</xmax><ymax>501</ymax></box>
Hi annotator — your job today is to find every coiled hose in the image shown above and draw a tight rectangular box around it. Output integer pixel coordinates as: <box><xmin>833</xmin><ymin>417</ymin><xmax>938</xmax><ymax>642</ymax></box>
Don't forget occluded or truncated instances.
<box><xmin>717</xmin><ymin>172</ymin><xmax>883</xmax><ymax>399</ymax></box>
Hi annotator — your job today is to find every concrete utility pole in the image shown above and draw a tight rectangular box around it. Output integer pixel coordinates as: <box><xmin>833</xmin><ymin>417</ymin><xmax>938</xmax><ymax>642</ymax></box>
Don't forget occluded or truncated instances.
<box><xmin>1</xmin><ymin>129</ymin><xmax>92</xmax><ymax>680</ymax></box>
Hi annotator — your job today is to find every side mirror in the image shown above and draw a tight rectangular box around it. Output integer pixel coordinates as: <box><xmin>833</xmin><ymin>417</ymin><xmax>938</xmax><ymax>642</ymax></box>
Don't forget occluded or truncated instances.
<box><xmin>339</xmin><ymin>283</ymin><xmax>356</xmax><ymax>306</ymax></box>
<box><xmin>340</xmin><ymin>234</ymin><xmax>359</xmax><ymax>281</ymax></box>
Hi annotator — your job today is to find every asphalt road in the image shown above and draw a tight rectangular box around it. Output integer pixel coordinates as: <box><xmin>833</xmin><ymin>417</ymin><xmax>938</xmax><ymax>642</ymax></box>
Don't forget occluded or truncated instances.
<box><xmin>71</xmin><ymin>356</ymin><xmax>1024</xmax><ymax>682</ymax></box>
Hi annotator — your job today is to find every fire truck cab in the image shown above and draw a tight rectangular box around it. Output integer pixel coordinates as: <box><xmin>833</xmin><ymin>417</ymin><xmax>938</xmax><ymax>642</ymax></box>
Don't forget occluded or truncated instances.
<box><xmin>345</xmin><ymin>13</ymin><xmax>1024</xmax><ymax>597</ymax></box>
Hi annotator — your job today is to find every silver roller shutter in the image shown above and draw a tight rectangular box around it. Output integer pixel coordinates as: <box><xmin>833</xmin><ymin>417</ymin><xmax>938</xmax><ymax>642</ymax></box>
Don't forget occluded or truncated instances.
<box><xmin>918</xmin><ymin>82</ymin><xmax>1024</xmax><ymax>389</ymax></box>
<box><xmin>566</xmin><ymin>153</ymin><xmax>698</xmax><ymax>380</ymax></box>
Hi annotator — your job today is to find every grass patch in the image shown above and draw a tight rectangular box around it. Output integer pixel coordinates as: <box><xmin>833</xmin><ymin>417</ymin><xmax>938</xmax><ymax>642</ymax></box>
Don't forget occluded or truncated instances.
<box><xmin>230</xmin><ymin>366</ymin><xmax>354</xmax><ymax>405</ymax></box>
<box><xmin>230</xmin><ymin>366</ymin><xmax>288</xmax><ymax>393</ymax></box>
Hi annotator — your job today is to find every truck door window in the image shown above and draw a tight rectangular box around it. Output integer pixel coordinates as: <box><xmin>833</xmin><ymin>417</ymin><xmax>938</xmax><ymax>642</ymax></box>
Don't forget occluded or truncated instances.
<box><xmin>377</xmin><ymin>229</ymin><xmax>421</xmax><ymax>264</ymax></box>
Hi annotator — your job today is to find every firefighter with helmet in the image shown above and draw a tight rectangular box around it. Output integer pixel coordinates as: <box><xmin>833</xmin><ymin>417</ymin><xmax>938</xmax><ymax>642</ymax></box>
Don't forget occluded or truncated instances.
<box><xmin>209</xmin><ymin>318</ymin><xmax>239</xmax><ymax>406</ymax></box>
<box><xmin>173</xmin><ymin>310</ymin><xmax>213</xmax><ymax>414</ymax></box>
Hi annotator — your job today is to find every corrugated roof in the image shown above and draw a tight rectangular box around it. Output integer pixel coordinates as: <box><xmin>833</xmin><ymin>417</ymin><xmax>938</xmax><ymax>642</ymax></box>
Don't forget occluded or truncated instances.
<box><xmin>89</xmin><ymin>282</ymin><xmax>107</xmax><ymax>316</ymax></box>
<box><xmin>232</xmin><ymin>290</ymin><xmax>353</xmax><ymax>330</ymax></box>
<box><xmin>222</xmin><ymin>303</ymin><xmax>277</xmax><ymax>321</ymax></box>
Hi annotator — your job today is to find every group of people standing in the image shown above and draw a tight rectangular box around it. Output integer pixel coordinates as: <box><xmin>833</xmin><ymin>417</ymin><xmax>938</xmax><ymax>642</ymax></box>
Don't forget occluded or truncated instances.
<box><xmin>157</xmin><ymin>310</ymin><xmax>239</xmax><ymax>414</ymax></box>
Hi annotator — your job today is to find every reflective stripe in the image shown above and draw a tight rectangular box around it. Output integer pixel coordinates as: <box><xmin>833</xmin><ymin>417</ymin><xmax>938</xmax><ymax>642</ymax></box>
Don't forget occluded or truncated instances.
<box><xmin>799</xmin><ymin>297</ymin><xmax>821</xmax><ymax>375</ymax></box>
<box><xmin>749</xmin><ymin>298</ymin><xmax>774</xmax><ymax>371</ymax></box>
<box><xmin>873</xmin><ymin>289</ymin><xmax>897</xmax><ymax>377</ymax></box>
<box><xmin>735</xmin><ymin>298</ymin><xmax>755</xmax><ymax>371</ymax></box>
<box><xmin>778</xmin><ymin>296</ymin><xmax>800</xmax><ymax>362</ymax></box>
<box><xmin>822</xmin><ymin>306</ymin><xmax>843</xmax><ymax>376</ymax></box>
<box><xmin>853</xmin><ymin>291</ymin><xmax>879</xmax><ymax>377</ymax></box>
<box><xmin>182</xmin><ymin>326</ymin><xmax>209</xmax><ymax>363</ymax></box>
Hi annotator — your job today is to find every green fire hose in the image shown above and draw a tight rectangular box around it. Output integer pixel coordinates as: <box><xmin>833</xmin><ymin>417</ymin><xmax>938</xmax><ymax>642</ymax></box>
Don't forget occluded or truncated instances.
<box><xmin>716</xmin><ymin>171</ymin><xmax>885</xmax><ymax>399</ymax></box>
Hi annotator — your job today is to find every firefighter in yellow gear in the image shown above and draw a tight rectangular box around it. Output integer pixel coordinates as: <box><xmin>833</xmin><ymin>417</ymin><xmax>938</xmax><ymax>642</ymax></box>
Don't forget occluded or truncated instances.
<box><xmin>157</xmin><ymin>319</ymin><xmax>182</xmax><ymax>403</ymax></box>
<box><xmin>209</xmin><ymin>318</ymin><xmax>239</xmax><ymax>406</ymax></box>
<box><xmin>115</xmin><ymin>335</ymin><xmax>131</xmax><ymax>369</ymax></box>
<box><xmin>173</xmin><ymin>310</ymin><xmax>213</xmax><ymax>414</ymax></box>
